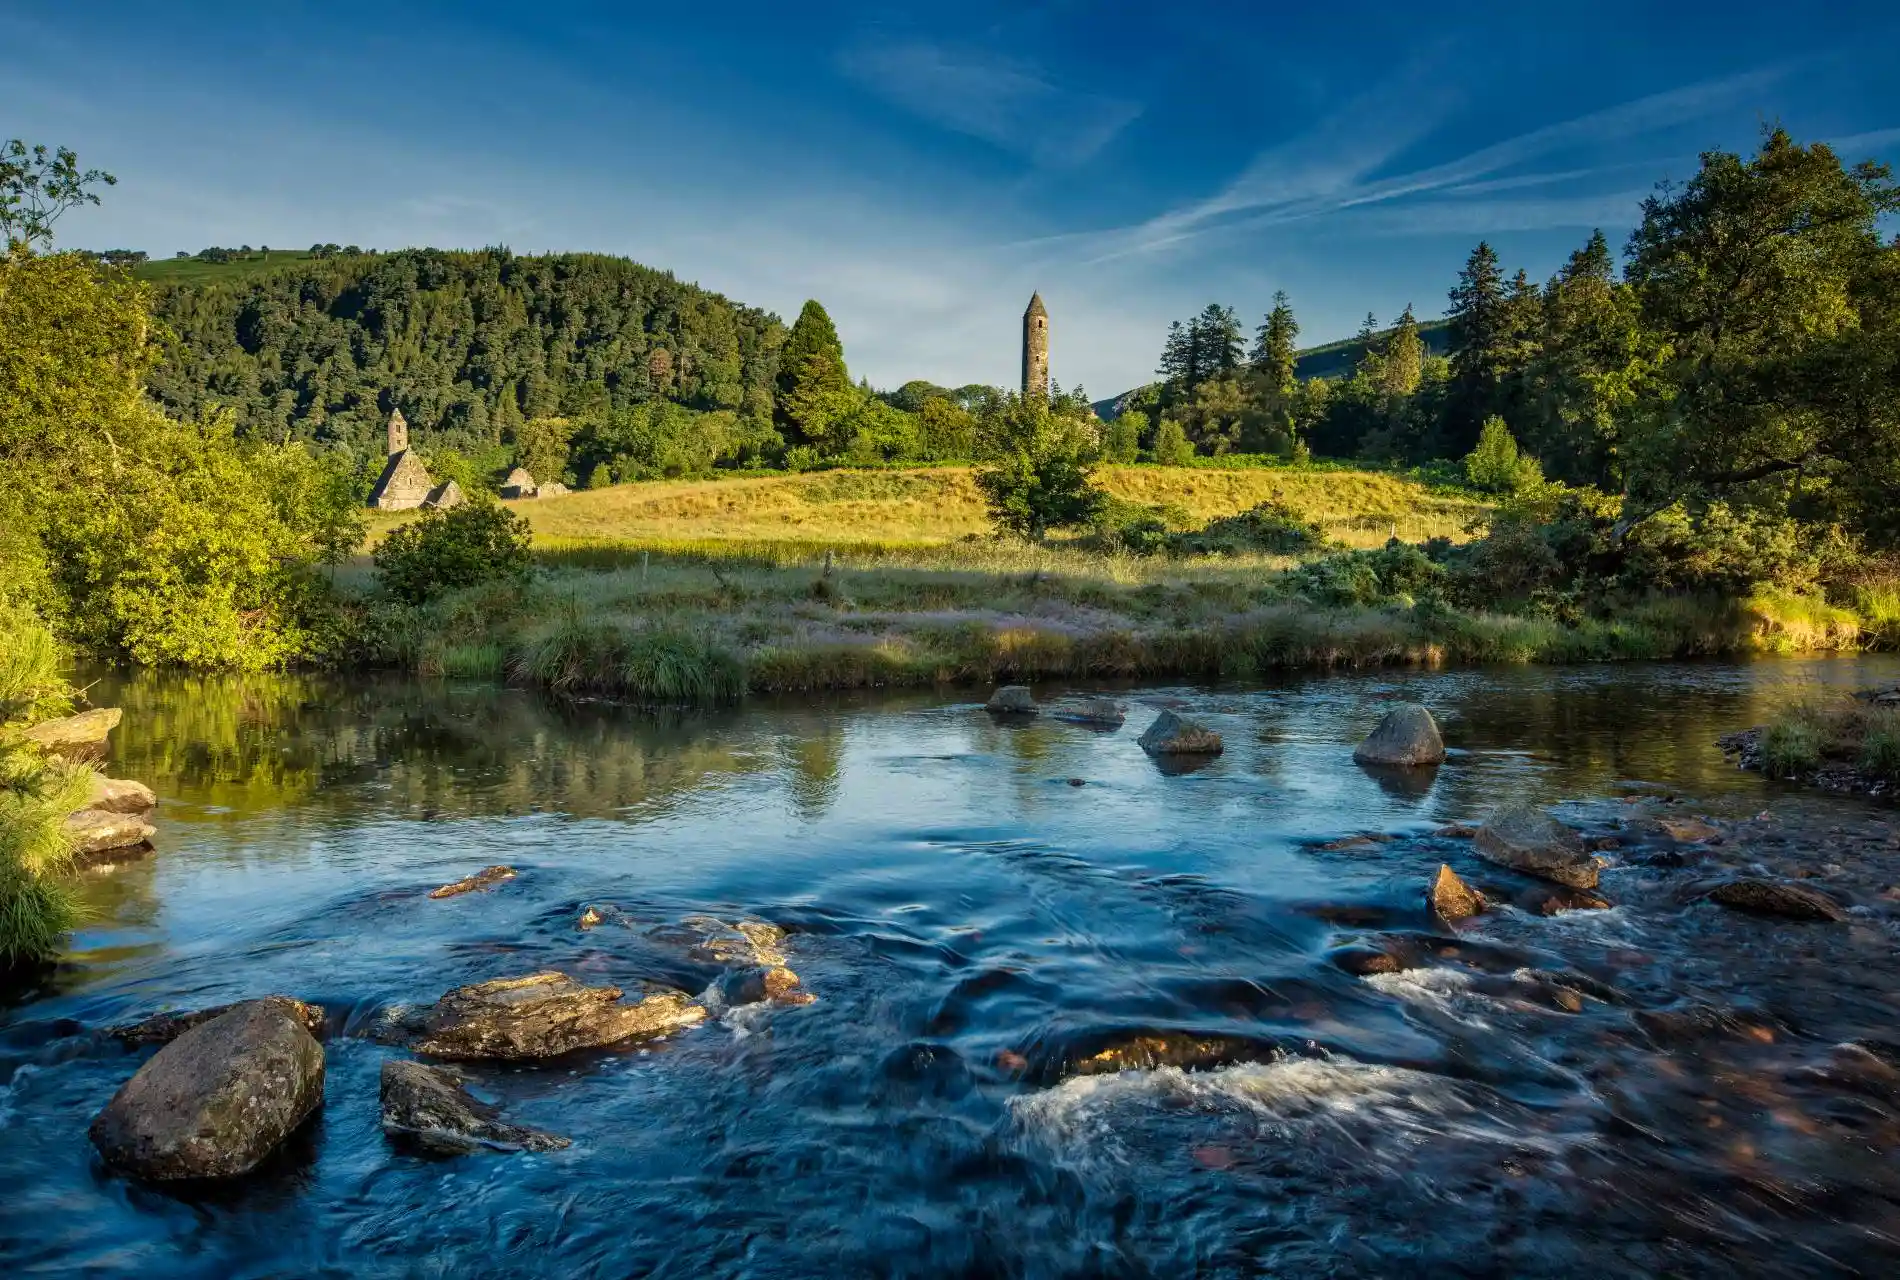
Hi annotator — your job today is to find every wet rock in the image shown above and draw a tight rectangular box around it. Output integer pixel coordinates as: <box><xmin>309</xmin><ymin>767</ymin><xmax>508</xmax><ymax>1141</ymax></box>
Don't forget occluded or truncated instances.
<box><xmin>681</xmin><ymin>916</ymin><xmax>789</xmax><ymax>967</ymax></box>
<box><xmin>1052</xmin><ymin>1030</ymin><xmax>1279</xmax><ymax>1080</ymax></box>
<box><xmin>1312</xmin><ymin>832</ymin><xmax>1395</xmax><ymax>852</ymax></box>
<box><xmin>428</xmin><ymin>865</ymin><xmax>517</xmax><ymax>899</ymax></box>
<box><xmin>1534</xmin><ymin>886</ymin><xmax>1612</xmax><ymax>915</ymax></box>
<box><xmin>1634</xmin><ymin>1002</ymin><xmax>1776</xmax><ymax>1046</ymax></box>
<box><xmin>65</xmin><ymin>810</ymin><xmax>155</xmax><ymax>860</ymax></box>
<box><xmin>1706</xmin><ymin>878</ymin><xmax>1848</xmax><ymax>922</ymax></box>
<box><xmin>1066</xmin><ymin>777</ymin><xmax>1086</xmax><ymax>787</ymax></box>
<box><xmin>1520</xmin><ymin>968</ymin><xmax>1625</xmax><ymax>1006</ymax></box>
<box><xmin>1657</xmin><ymin>817</ymin><xmax>1722</xmax><ymax>844</ymax></box>
<box><xmin>719</xmin><ymin>964</ymin><xmax>806</xmax><ymax>1007</ymax></box>
<box><xmin>878</xmin><ymin>1041</ymin><xmax>974</xmax><ymax>1100</ymax></box>
<box><xmin>1352</xmin><ymin>703</ymin><xmax>1446</xmax><ymax>767</ymax></box>
<box><xmin>379</xmin><ymin>1060</ymin><xmax>570</xmax><ymax>1154</ymax></box>
<box><xmin>1327</xmin><ymin>937</ymin><xmax>1425</xmax><ymax>976</ymax></box>
<box><xmin>414</xmin><ymin>972</ymin><xmax>705</xmax><ymax>1060</ymax></box>
<box><xmin>1434</xmin><ymin>823</ymin><xmax>1478</xmax><ymax>839</ymax></box>
<box><xmin>985</xmin><ymin>685</ymin><xmax>1037</xmax><ymax>714</ymax></box>
<box><xmin>110</xmin><ymin>996</ymin><xmax>326</xmax><ymax>1047</ymax></box>
<box><xmin>1474</xmin><ymin>804</ymin><xmax>1599</xmax><ymax>890</ymax></box>
<box><xmin>1429</xmin><ymin>864</ymin><xmax>1485</xmax><ymax>921</ymax></box>
<box><xmin>1137</xmin><ymin>710</ymin><xmax>1223</xmax><ymax>756</ymax></box>
<box><xmin>1052</xmin><ymin>697</ymin><xmax>1125</xmax><ymax>727</ymax></box>
<box><xmin>577</xmin><ymin>906</ymin><xmax>603</xmax><ymax>930</ymax></box>
<box><xmin>89</xmin><ymin>999</ymin><xmax>325</xmax><ymax>1180</ymax></box>
<box><xmin>1792</xmin><ymin>1042</ymin><xmax>1900</xmax><ymax>1102</ymax></box>
<box><xmin>88</xmin><ymin>776</ymin><xmax>157</xmax><ymax>815</ymax></box>
<box><xmin>21</xmin><ymin>707</ymin><xmax>122</xmax><ymax>762</ymax></box>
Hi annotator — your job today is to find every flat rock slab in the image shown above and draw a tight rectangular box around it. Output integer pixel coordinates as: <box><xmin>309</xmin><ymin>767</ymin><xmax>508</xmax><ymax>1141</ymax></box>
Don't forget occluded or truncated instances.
<box><xmin>22</xmin><ymin>707</ymin><xmax>122</xmax><ymax>761</ymax></box>
<box><xmin>1708</xmin><ymin>878</ymin><xmax>1848</xmax><ymax>922</ymax></box>
<box><xmin>1656</xmin><ymin>817</ymin><xmax>1722</xmax><ymax>844</ymax></box>
<box><xmin>89</xmin><ymin>776</ymin><xmax>157</xmax><ymax>814</ymax></box>
<box><xmin>1429</xmin><ymin>864</ymin><xmax>1485</xmax><ymax>921</ymax></box>
<box><xmin>985</xmin><ymin>685</ymin><xmax>1037</xmax><ymax>714</ymax></box>
<box><xmin>1137</xmin><ymin>710</ymin><xmax>1223</xmax><ymax>756</ymax></box>
<box><xmin>415</xmin><ymin>972</ymin><xmax>706</xmax><ymax>1060</ymax></box>
<box><xmin>1353</xmin><ymin>703</ymin><xmax>1447</xmax><ymax>767</ymax></box>
<box><xmin>380</xmin><ymin>1060</ymin><xmax>570</xmax><ymax>1154</ymax></box>
<box><xmin>90</xmin><ymin>999</ymin><xmax>325</xmax><ymax>1180</ymax></box>
<box><xmin>1052</xmin><ymin>697</ymin><xmax>1125</xmax><ymax>727</ymax></box>
<box><xmin>111</xmin><ymin>996</ymin><xmax>326</xmax><ymax>1047</ymax></box>
<box><xmin>66</xmin><ymin>810</ymin><xmax>156</xmax><ymax>859</ymax></box>
<box><xmin>429</xmin><ymin>865</ymin><xmax>517</xmax><ymax>899</ymax></box>
<box><xmin>1474</xmin><ymin>804</ymin><xmax>1599</xmax><ymax>890</ymax></box>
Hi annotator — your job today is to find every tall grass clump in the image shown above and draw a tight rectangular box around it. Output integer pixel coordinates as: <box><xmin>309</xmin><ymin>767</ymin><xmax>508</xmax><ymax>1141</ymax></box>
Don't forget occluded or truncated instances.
<box><xmin>1859</xmin><ymin>708</ymin><xmax>1900</xmax><ymax>782</ymax></box>
<box><xmin>620</xmin><ymin>629</ymin><xmax>746</xmax><ymax>703</ymax></box>
<box><xmin>1760</xmin><ymin>705</ymin><xmax>1828</xmax><ymax>778</ymax></box>
<box><xmin>0</xmin><ymin>609</ymin><xmax>89</xmax><ymax>965</ymax></box>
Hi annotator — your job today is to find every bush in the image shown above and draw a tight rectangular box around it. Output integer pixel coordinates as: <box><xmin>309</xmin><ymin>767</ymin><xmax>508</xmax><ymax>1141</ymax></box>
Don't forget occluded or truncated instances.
<box><xmin>1085</xmin><ymin>497</ymin><xmax>1174</xmax><ymax>555</ymax></box>
<box><xmin>1463</xmin><ymin>417</ymin><xmax>1542</xmax><ymax>494</ymax></box>
<box><xmin>374</xmin><ymin>503</ymin><xmax>533</xmax><ymax>604</ymax></box>
<box><xmin>1288</xmin><ymin>541</ymin><xmax>1448</xmax><ymax>608</ymax></box>
<box><xmin>1149</xmin><ymin>417</ymin><xmax>1194</xmax><ymax>466</ymax></box>
<box><xmin>1171</xmin><ymin>501</ymin><xmax>1328</xmax><ymax>557</ymax></box>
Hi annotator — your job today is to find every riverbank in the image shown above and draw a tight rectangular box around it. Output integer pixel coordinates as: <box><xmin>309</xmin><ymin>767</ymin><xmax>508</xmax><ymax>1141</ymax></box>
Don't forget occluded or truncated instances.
<box><xmin>355</xmin><ymin>545</ymin><xmax>1891</xmax><ymax>700</ymax></box>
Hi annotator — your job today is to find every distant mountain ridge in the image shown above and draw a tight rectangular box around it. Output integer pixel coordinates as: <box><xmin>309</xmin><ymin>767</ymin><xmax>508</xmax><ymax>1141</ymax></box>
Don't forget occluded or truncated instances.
<box><xmin>1092</xmin><ymin>316</ymin><xmax>1453</xmax><ymax>420</ymax></box>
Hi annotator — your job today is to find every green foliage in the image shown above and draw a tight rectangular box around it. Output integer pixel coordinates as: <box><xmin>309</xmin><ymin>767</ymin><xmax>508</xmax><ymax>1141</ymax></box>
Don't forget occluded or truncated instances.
<box><xmin>1150</xmin><ymin>417</ymin><xmax>1194</xmax><ymax>465</ymax></box>
<box><xmin>1761</xmin><ymin>714</ymin><xmax>1825</xmax><ymax>778</ymax></box>
<box><xmin>1862</xmin><ymin>709</ymin><xmax>1900</xmax><ymax>782</ymax></box>
<box><xmin>511</xmin><ymin>415</ymin><xmax>574</xmax><ymax>485</ymax></box>
<box><xmin>2</xmin><ymin>139</ymin><xmax>115</xmax><ymax>250</ymax></box>
<box><xmin>0</xmin><ymin>610</ymin><xmax>89</xmax><ymax>964</ymax></box>
<box><xmin>973</xmin><ymin>395</ymin><xmax>1107</xmax><ymax>539</ymax></box>
<box><xmin>1171</xmin><ymin>502</ymin><xmax>1329</xmax><ymax>557</ymax></box>
<box><xmin>1463</xmin><ymin>416</ymin><xmax>1543</xmax><ymax>493</ymax></box>
<box><xmin>1289</xmin><ymin>541</ymin><xmax>1447</xmax><ymax>607</ymax></box>
<box><xmin>1103</xmin><ymin>409</ymin><xmax>1144</xmax><ymax>463</ymax></box>
<box><xmin>374</xmin><ymin>502</ymin><xmax>534</xmax><ymax>604</ymax></box>
<box><xmin>775</xmin><ymin>300</ymin><xmax>852</xmax><ymax>446</ymax></box>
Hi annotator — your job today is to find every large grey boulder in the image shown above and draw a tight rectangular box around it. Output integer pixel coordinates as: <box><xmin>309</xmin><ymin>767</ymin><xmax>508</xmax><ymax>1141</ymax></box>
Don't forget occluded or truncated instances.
<box><xmin>985</xmin><ymin>685</ymin><xmax>1037</xmax><ymax>714</ymax></box>
<box><xmin>22</xmin><ymin>707</ymin><xmax>121</xmax><ymax>762</ymax></box>
<box><xmin>88</xmin><ymin>776</ymin><xmax>157</xmax><ymax>815</ymax></box>
<box><xmin>66</xmin><ymin>810</ymin><xmax>156</xmax><ymax>859</ymax></box>
<box><xmin>1707</xmin><ymin>879</ymin><xmax>1847</xmax><ymax>922</ymax></box>
<box><xmin>89</xmin><ymin>999</ymin><xmax>325</xmax><ymax>1180</ymax></box>
<box><xmin>380</xmin><ymin>1060</ymin><xmax>569</xmax><ymax>1154</ymax></box>
<box><xmin>1474</xmin><ymin>804</ymin><xmax>1599</xmax><ymax>890</ymax></box>
<box><xmin>414</xmin><ymin>972</ymin><xmax>706</xmax><ymax>1060</ymax></box>
<box><xmin>1352</xmin><ymin>703</ymin><xmax>1446</xmax><ymax>766</ymax></box>
<box><xmin>110</xmin><ymin>996</ymin><xmax>326</xmax><ymax>1047</ymax></box>
<box><xmin>1136</xmin><ymin>711</ymin><xmax>1223</xmax><ymax>756</ymax></box>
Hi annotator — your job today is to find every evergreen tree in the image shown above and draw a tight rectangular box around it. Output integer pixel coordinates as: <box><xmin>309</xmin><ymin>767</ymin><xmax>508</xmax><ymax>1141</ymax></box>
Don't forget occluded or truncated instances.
<box><xmin>1381</xmin><ymin>304</ymin><xmax>1424</xmax><ymax>397</ymax></box>
<box><xmin>1445</xmin><ymin>241</ymin><xmax>1508</xmax><ymax>454</ymax></box>
<box><xmin>1191</xmin><ymin>304</ymin><xmax>1245</xmax><ymax>379</ymax></box>
<box><xmin>774</xmin><ymin>299</ymin><xmax>852</xmax><ymax>445</ymax></box>
<box><xmin>1250</xmin><ymin>290</ymin><xmax>1299</xmax><ymax>394</ymax></box>
<box><xmin>1157</xmin><ymin>320</ymin><xmax>1192</xmax><ymax>384</ymax></box>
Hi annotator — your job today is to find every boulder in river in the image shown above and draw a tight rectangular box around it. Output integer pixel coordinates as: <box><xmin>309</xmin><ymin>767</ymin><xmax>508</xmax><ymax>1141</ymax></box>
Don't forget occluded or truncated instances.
<box><xmin>1706</xmin><ymin>878</ymin><xmax>1848</xmax><ymax>922</ymax></box>
<box><xmin>88</xmin><ymin>776</ymin><xmax>157</xmax><ymax>815</ymax></box>
<box><xmin>65</xmin><ymin>810</ymin><xmax>156</xmax><ymax>861</ymax></box>
<box><xmin>719</xmin><ymin>964</ymin><xmax>811</xmax><ymax>1007</ymax></box>
<box><xmin>985</xmin><ymin>685</ymin><xmax>1037</xmax><ymax>714</ymax></box>
<box><xmin>414</xmin><ymin>972</ymin><xmax>706</xmax><ymax>1060</ymax></box>
<box><xmin>1053</xmin><ymin>697</ymin><xmax>1125</xmax><ymax>727</ymax></box>
<box><xmin>1429</xmin><ymin>864</ymin><xmax>1485</xmax><ymax>921</ymax></box>
<box><xmin>110</xmin><ymin>996</ymin><xmax>326</xmax><ymax>1047</ymax></box>
<box><xmin>428</xmin><ymin>865</ymin><xmax>517</xmax><ymax>899</ymax></box>
<box><xmin>89</xmin><ymin>999</ymin><xmax>325</xmax><ymax>1180</ymax></box>
<box><xmin>1352</xmin><ymin>703</ymin><xmax>1446</xmax><ymax>767</ymax></box>
<box><xmin>1136</xmin><ymin>710</ymin><xmax>1223</xmax><ymax>756</ymax></box>
<box><xmin>21</xmin><ymin>707</ymin><xmax>122</xmax><ymax>762</ymax></box>
<box><xmin>380</xmin><ymin>1059</ymin><xmax>570</xmax><ymax>1154</ymax></box>
<box><xmin>1473</xmin><ymin>804</ymin><xmax>1600</xmax><ymax>890</ymax></box>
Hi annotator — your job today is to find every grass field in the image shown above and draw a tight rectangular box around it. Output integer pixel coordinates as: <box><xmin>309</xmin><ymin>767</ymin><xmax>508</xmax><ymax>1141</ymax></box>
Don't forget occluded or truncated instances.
<box><xmin>134</xmin><ymin>250</ymin><xmax>323</xmax><ymax>286</ymax></box>
<box><xmin>365</xmin><ymin>464</ymin><xmax>1485</xmax><ymax>554</ymax></box>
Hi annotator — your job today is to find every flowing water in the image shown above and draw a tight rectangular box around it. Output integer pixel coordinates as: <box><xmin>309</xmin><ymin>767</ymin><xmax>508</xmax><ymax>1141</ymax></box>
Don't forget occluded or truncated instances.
<box><xmin>3</xmin><ymin>658</ymin><xmax>1900</xmax><ymax>1277</ymax></box>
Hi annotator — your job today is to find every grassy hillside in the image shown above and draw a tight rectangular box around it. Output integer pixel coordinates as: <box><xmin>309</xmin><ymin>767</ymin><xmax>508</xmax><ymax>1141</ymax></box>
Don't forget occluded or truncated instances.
<box><xmin>133</xmin><ymin>249</ymin><xmax>325</xmax><ymax>286</ymax></box>
<box><xmin>364</xmin><ymin>463</ymin><xmax>1483</xmax><ymax>555</ymax></box>
<box><xmin>1092</xmin><ymin>317</ymin><xmax>1455</xmax><ymax>419</ymax></box>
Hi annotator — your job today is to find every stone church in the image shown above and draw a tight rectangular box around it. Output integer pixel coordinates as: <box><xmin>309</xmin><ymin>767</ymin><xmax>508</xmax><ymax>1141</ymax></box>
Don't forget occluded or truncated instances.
<box><xmin>366</xmin><ymin>409</ymin><xmax>463</xmax><ymax>510</ymax></box>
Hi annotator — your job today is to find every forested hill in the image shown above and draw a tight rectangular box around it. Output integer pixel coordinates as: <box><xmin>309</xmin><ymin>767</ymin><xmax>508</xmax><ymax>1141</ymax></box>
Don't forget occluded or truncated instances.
<box><xmin>1092</xmin><ymin>316</ymin><xmax>1452</xmax><ymax>420</ymax></box>
<box><xmin>142</xmin><ymin>248</ymin><xmax>787</xmax><ymax>462</ymax></box>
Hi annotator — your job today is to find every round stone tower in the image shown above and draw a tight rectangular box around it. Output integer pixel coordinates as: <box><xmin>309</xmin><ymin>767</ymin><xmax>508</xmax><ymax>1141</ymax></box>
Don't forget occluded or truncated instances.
<box><xmin>1022</xmin><ymin>292</ymin><xmax>1049</xmax><ymax>400</ymax></box>
<box><xmin>386</xmin><ymin>407</ymin><xmax>410</xmax><ymax>456</ymax></box>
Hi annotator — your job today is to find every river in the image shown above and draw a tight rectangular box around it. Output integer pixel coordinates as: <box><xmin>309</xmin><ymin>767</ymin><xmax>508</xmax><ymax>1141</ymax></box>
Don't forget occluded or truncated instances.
<box><xmin>3</xmin><ymin>658</ymin><xmax>1898</xmax><ymax>1277</ymax></box>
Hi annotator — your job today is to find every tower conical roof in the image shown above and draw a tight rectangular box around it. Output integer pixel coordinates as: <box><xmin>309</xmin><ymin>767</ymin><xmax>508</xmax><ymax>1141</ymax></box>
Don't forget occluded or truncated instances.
<box><xmin>1024</xmin><ymin>291</ymin><xmax>1047</xmax><ymax>317</ymax></box>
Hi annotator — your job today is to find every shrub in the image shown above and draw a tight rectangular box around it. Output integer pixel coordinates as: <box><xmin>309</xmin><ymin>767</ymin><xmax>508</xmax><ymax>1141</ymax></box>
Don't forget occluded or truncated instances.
<box><xmin>374</xmin><ymin>502</ymin><xmax>533</xmax><ymax>604</ymax></box>
<box><xmin>1462</xmin><ymin>417</ymin><xmax>1543</xmax><ymax>494</ymax></box>
<box><xmin>1172</xmin><ymin>501</ymin><xmax>1328</xmax><ymax>557</ymax></box>
<box><xmin>1149</xmin><ymin>417</ymin><xmax>1194</xmax><ymax>466</ymax></box>
<box><xmin>1760</xmin><ymin>713</ymin><xmax>1825</xmax><ymax>778</ymax></box>
<box><xmin>1860</xmin><ymin>709</ymin><xmax>1900</xmax><ymax>782</ymax></box>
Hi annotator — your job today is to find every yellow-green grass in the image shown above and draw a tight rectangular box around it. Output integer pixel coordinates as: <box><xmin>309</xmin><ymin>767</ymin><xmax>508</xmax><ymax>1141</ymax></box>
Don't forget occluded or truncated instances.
<box><xmin>363</xmin><ymin>464</ymin><xmax>1484</xmax><ymax>553</ymax></box>
<box><xmin>134</xmin><ymin>250</ymin><xmax>322</xmax><ymax>287</ymax></box>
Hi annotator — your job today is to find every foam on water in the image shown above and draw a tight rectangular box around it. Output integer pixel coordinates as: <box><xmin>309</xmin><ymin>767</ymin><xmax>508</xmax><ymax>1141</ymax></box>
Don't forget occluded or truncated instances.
<box><xmin>0</xmin><ymin>1062</ymin><xmax>40</xmax><ymax>1129</ymax></box>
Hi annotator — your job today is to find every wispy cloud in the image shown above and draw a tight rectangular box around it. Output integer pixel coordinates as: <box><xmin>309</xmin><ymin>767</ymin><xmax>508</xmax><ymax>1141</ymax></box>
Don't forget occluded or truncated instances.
<box><xmin>837</xmin><ymin>38</ymin><xmax>1140</xmax><ymax>167</ymax></box>
<box><xmin>1828</xmin><ymin>125</ymin><xmax>1900</xmax><ymax>155</ymax></box>
<box><xmin>1087</xmin><ymin>64</ymin><xmax>1790</xmax><ymax>258</ymax></box>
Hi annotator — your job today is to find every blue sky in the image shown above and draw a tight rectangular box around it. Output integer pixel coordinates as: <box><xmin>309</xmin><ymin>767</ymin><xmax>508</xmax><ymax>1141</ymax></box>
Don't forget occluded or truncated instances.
<box><xmin>7</xmin><ymin>1</ymin><xmax>1898</xmax><ymax>395</ymax></box>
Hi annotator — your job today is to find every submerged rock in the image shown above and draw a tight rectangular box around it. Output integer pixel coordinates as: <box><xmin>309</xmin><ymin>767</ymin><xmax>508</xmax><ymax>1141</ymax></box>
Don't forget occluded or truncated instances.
<box><xmin>428</xmin><ymin>865</ymin><xmax>517</xmax><ymax>899</ymax></box>
<box><xmin>66</xmin><ymin>810</ymin><xmax>155</xmax><ymax>860</ymax></box>
<box><xmin>88</xmin><ymin>776</ymin><xmax>157</xmax><ymax>815</ymax></box>
<box><xmin>380</xmin><ymin>1059</ymin><xmax>570</xmax><ymax>1154</ymax></box>
<box><xmin>719</xmin><ymin>964</ymin><xmax>808</xmax><ymax>1007</ymax></box>
<box><xmin>1136</xmin><ymin>710</ymin><xmax>1223</xmax><ymax>756</ymax></box>
<box><xmin>1657</xmin><ymin>817</ymin><xmax>1722</xmax><ymax>844</ymax></box>
<box><xmin>1533</xmin><ymin>886</ymin><xmax>1612</xmax><ymax>915</ymax></box>
<box><xmin>1352</xmin><ymin>703</ymin><xmax>1446</xmax><ymax>767</ymax></box>
<box><xmin>90</xmin><ymin>999</ymin><xmax>325</xmax><ymax>1180</ymax></box>
<box><xmin>110</xmin><ymin>996</ymin><xmax>326</xmax><ymax>1047</ymax></box>
<box><xmin>1047</xmin><ymin>1030</ymin><xmax>1280</xmax><ymax>1081</ymax></box>
<box><xmin>414</xmin><ymin>972</ymin><xmax>705</xmax><ymax>1060</ymax></box>
<box><xmin>22</xmin><ymin>707</ymin><xmax>122</xmax><ymax>762</ymax></box>
<box><xmin>1707</xmin><ymin>878</ymin><xmax>1848</xmax><ymax>922</ymax></box>
<box><xmin>1429</xmin><ymin>864</ymin><xmax>1485</xmax><ymax>921</ymax></box>
<box><xmin>1327</xmin><ymin>937</ymin><xmax>1425</xmax><ymax>976</ymax></box>
<box><xmin>1474</xmin><ymin>804</ymin><xmax>1599</xmax><ymax>890</ymax></box>
<box><xmin>1634</xmin><ymin>1002</ymin><xmax>1777</xmax><ymax>1046</ymax></box>
<box><xmin>1053</xmin><ymin>697</ymin><xmax>1125</xmax><ymax>727</ymax></box>
<box><xmin>985</xmin><ymin>685</ymin><xmax>1037</xmax><ymax>714</ymax></box>
<box><xmin>680</xmin><ymin>916</ymin><xmax>789</xmax><ymax>967</ymax></box>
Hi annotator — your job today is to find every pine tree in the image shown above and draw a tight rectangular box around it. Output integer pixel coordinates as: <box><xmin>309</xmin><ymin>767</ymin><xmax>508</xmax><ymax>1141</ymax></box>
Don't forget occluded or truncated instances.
<box><xmin>1157</xmin><ymin>320</ymin><xmax>1192</xmax><ymax>384</ymax></box>
<box><xmin>1192</xmin><ymin>304</ymin><xmax>1245</xmax><ymax>378</ymax></box>
<box><xmin>1250</xmin><ymin>291</ymin><xmax>1299</xmax><ymax>394</ymax></box>
<box><xmin>774</xmin><ymin>300</ymin><xmax>852</xmax><ymax>444</ymax></box>
<box><xmin>1445</xmin><ymin>241</ymin><xmax>1508</xmax><ymax>453</ymax></box>
<box><xmin>1381</xmin><ymin>304</ymin><xmax>1424</xmax><ymax>397</ymax></box>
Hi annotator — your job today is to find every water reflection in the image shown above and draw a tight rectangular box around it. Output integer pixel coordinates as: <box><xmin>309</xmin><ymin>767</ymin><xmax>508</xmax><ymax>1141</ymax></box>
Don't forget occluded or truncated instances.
<box><xmin>1</xmin><ymin>655</ymin><xmax>1895</xmax><ymax>1277</ymax></box>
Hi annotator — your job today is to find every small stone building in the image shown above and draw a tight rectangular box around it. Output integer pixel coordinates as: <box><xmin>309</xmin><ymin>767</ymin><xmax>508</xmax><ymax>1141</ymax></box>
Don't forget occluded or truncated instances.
<box><xmin>367</xmin><ymin>409</ymin><xmax>461</xmax><ymax>510</ymax></box>
<box><xmin>500</xmin><ymin>468</ymin><xmax>538</xmax><ymax>499</ymax></box>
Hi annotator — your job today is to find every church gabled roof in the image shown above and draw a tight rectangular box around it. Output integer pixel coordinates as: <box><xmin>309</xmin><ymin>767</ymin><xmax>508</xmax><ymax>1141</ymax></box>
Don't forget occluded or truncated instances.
<box><xmin>1024</xmin><ymin>291</ymin><xmax>1047</xmax><ymax>317</ymax></box>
